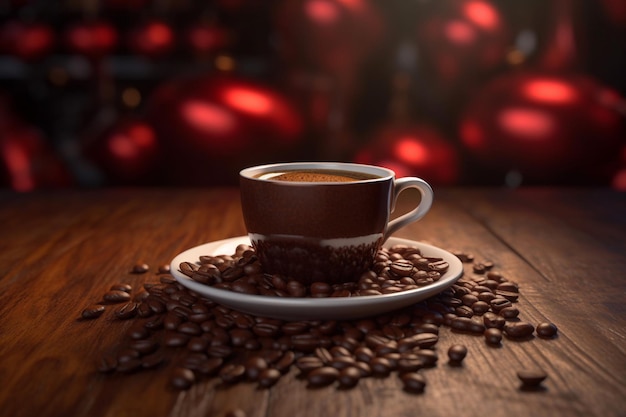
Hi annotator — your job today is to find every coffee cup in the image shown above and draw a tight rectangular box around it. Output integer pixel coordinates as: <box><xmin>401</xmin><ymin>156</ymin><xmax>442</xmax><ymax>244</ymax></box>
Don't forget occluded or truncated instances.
<box><xmin>239</xmin><ymin>162</ymin><xmax>434</xmax><ymax>285</ymax></box>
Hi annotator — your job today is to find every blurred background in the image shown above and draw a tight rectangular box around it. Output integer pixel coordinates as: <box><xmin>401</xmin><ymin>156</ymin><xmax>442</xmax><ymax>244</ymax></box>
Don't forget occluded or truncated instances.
<box><xmin>0</xmin><ymin>0</ymin><xmax>624</xmax><ymax>191</ymax></box>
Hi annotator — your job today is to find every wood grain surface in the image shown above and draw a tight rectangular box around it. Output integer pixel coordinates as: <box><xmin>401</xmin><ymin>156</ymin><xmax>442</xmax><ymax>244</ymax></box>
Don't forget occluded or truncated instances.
<box><xmin>0</xmin><ymin>187</ymin><xmax>624</xmax><ymax>417</ymax></box>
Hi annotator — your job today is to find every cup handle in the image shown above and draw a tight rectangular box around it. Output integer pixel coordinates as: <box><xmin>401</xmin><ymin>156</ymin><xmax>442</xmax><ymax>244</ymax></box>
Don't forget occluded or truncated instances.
<box><xmin>384</xmin><ymin>177</ymin><xmax>434</xmax><ymax>241</ymax></box>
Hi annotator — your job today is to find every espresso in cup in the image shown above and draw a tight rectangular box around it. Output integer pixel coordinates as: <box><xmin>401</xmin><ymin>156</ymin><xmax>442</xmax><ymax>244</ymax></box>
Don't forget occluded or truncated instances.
<box><xmin>240</xmin><ymin>162</ymin><xmax>433</xmax><ymax>285</ymax></box>
<box><xmin>258</xmin><ymin>169</ymin><xmax>380</xmax><ymax>183</ymax></box>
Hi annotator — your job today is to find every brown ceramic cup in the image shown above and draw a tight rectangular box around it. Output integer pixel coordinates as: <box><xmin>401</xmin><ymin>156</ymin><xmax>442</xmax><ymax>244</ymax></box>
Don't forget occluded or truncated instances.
<box><xmin>239</xmin><ymin>162</ymin><xmax>434</xmax><ymax>285</ymax></box>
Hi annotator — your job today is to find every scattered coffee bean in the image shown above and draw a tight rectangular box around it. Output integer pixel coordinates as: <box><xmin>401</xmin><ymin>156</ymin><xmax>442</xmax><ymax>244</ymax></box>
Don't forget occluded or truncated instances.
<box><xmin>400</xmin><ymin>372</ymin><xmax>426</xmax><ymax>393</ymax></box>
<box><xmin>504</xmin><ymin>322</ymin><xmax>535</xmax><ymax>339</ymax></box>
<box><xmin>132</xmin><ymin>263</ymin><xmax>150</xmax><ymax>274</ymax></box>
<box><xmin>158</xmin><ymin>264</ymin><xmax>171</xmax><ymax>274</ymax></box>
<box><xmin>220</xmin><ymin>363</ymin><xmax>246</xmax><ymax>384</ymax></box>
<box><xmin>225</xmin><ymin>408</ymin><xmax>247</xmax><ymax>417</ymax></box>
<box><xmin>484</xmin><ymin>328</ymin><xmax>503</xmax><ymax>345</ymax></box>
<box><xmin>516</xmin><ymin>368</ymin><xmax>548</xmax><ymax>388</ymax></box>
<box><xmin>536</xmin><ymin>322</ymin><xmax>558</xmax><ymax>338</ymax></box>
<box><xmin>114</xmin><ymin>302</ymin><xmax>138</xmax><ymax>320</ymax></box>
<box><xmin>447</xmin><ymin>345</ymin><xmax>468</xmax><ymax>364</ymax></box>
<box><xmin>81</xmin><ymin>243</ymin><xmax>557</xmax><ymax>398</ymax></box>
<box><xmin>307</xmin><ymin>367</ymin><xmax>339</xmax><ymax>387</ymax></box>
<box><xmin>81</xmin><ymin>304</ymin><xmax>105</xmax><ymax>319</ymax></box>
<box><xmin>102</xmin><ymin>290</ymin><xmax>131</xmax><ymax>304</ymax></box>
<box><xmin>338</xmin><ymin>367</ymin><xmax>361</xmax><ymax>388</ymax></box>
<box><xmin>97</xmin><ymin>353</ymin><xmax>117</xmax><ymax>373</ymax></box>
<box><xmin>110</xmin><ymin>283</ymin><xmax>132</xmax><ymax>293</ymax></box>
<box><xmin>170</xmin><ymin>367</ymin><xmax>195</xmax><ymax>390</ymax></box>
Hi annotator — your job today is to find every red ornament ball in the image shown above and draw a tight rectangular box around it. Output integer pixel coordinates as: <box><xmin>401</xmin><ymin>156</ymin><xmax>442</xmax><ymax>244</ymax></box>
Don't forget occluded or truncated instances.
<box><xmin>64</xmin><ymin>20</ymin><xmax>118</xmax><ymax>58</ymax></box>
<box><xmin>415</xmin><ymin>0</ymin><xmax>509</xmax><ymax>84</ymax></box>
<box><xmin>127</xmin><ymin>19</ymin><xmax>175</xmax><ymax>59</ymax></box>
<box><xmin>1</xmin><ymin>124</ymin><xmax>72</xmax><ymax>191</ymax></box>
<box><xmin>1</xmin><ymin>20</ymin><xmax>55</xmax><ymax>61</ymax></box>
<box><xmin>83</xmin><ymin>118</ymin><xmax>161</xmax><ymax>184</ymax></box>
<box><xmin>184</xmin><ymin>22</ymin><xmax>231</xmax><ymax>56</ymax></box>
<box><xmin>145</xmin><ymin>75</ymin><xmax>304</xmax><ymax>184</ymax></box>
<box><xmin>355</xmin><ymin>124</ymin><xmax>460</xmax><ymax>185</ymax></box>
<box><xmin>274</xmin><ymin>0</ymin><xmax>385</xmax><ymax>73</ymax></box>
<box><xmin>459</xmin><ymin>72</ymin><xmax>626</xmax><ymax>180</ymax></box>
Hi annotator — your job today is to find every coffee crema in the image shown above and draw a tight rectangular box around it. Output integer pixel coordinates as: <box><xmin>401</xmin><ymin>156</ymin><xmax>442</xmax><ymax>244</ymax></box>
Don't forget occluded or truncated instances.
<box><xmin>258</xmin><ymin>169</ymin><xmax>381</xmax><ymax>183</ymax></box>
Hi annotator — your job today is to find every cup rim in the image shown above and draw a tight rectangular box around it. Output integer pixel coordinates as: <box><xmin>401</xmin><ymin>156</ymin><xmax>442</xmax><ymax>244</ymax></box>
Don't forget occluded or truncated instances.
<box><xmin>240</xmin><ymin>162</ymin><xmax>395</xmax><ymax>183</ymax></box>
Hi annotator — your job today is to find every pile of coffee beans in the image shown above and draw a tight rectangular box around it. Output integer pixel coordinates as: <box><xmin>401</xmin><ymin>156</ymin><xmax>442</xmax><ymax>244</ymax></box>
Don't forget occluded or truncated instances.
<box><xmin>80</xmin><ymin>244</ymin><xmax>557</xmax><ymax>394</ymax></box>
<box><xmin>179</xmin><ymin>243</ymin><xmax>449</xmax><ymax>297</ymax></box>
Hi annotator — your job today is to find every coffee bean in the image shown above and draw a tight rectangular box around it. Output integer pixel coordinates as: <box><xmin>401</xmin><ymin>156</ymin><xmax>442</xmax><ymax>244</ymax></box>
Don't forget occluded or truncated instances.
<box><xmin>225</xmin><ymin>409</ymin><xmax>247</xmax><ymax>417</ymax></box>
<box><xmin>291</xmin><ymin>334</ymin><xmax>320</xmax><ymax>352</ymax></box>
<box><xmin>110</xmin><ymin>283</ymin><xmax>132</xmax><ymax>293</ymax></box>
<box><xmin>81</xmin><ymin>304</ymin><xmax>105</xmax><ymax>319</ymax></box>
<box><xmin>141</xmin><ymin>352</ymin><xmax>165</xmax><ymax>369</ymax></box>
<box><xmin>484</xmin><ymin>328</ymin><xmax>503</xmax><ymax>345</ymax></box>
<box><xmin>483</xmin><ymin>312</ymin><xmax>506</xmax><ymax>329</ymax></box>
<box><xmin>274</xmin><ymin>351</ymin><xmax>295</xmax><ymax>374</ymax></box>
<box><xmin>158</xmin><ymin>264</ymin><xmax>171</xmax><ymax>274</ymax></box>
<box><xmin>389</xmin><ymin>259</ymin><xmax>414</xmax><ymax>277</ymax></box>
<box><xmin>187</xmin><ymin>337</ymin><xmax>209</xmax><ymax>352</ymax></box>
<box><xmin>132</xmin><ymin>263</ymin><xmax>150</xmax><ymax>274</ymax></box>
<box><xmin>516</xmin><ymin>368</ymin><xmax>548</xmax><ymax>388</ymax></box>
<box><xmin>245</xmin><ymin>356</ymin><xmax>268</xmax><ymax>381</ymax></box>
<box><xmin>129</xmin><ymin>339</ymin><xmax>159</xmax><ymax>355</ymax></box>
<box><xmin>490</xmin><ymin>297</ymin><xmax>512</xmax><ymax>312</ymax></box>
<box><xmin>307</xmin><ymin>367</ymin><xmax>339</xmax><ymax>387</ymax></box>
<box><xmin>97</xmin><ymin>353</ymin><xmax>117</xmax><ymax>373</ymax></box>
<box><xmin>220</xmin><ymin>363</ymin><xmax>246</xmax><ymax>383</ymax></box>
<box><xmin>117</xmin><ymin>358</ymin><xmax>142</xmax><ymax>373</ymax></box>
<box><xmin>296</xmin><ymin>356</ymin><xmax>324</xmax><ymax>374</ymax></box>
<box><xmin>397</xmin><ymin>357</ymin><xmax>423</xmax><ymax>372</ymax></box>
<box><xmin>144</xmin><ymin>315</ymin><xmax>164</xmax><ymax>330</ymax></box>
<box><xmin>447</xmin><ymin>345</ymin><xmax>468</xmax><ymax>364</ymax></box>
<box><xmin>414</xmin><ymin>349</ymin><xmax>438</xmax><ymax>367</ymax></box>
<box><xmin>471</xmin><ymin>301</ymin><xmax>490</xmax><ymax>315</ymax></box>
<box><xmin>102</xmin><ymin>290</ymin><xmax>131</xmax><ymax>304</ymax></box>
<box><xmin>314</xmin><ymin>347</ymin><xmax>333</xmax><ymax>364</ymax></box>
<box><xmin>310</xmin><ymin>282</ymin><xmax>331</xmax><ymax>297</ymax></box>
<box><xmin>283</xmin><ymin>280</ymin><xmax>305</xmax><ymax>297</ymax></box>
<box><xmin>450</xmin><ymin>317</ymin><xmax>473</xmax><ymax>332</ymax></box>
<box><xmin>177</xmin><ymin>322</ymin><xmax>202</xmax><ymax>336</ymax></box>
<box><xmin>338</xmin><ymin>366</ymin><xmax>361</xmax><ymax>388</ymax></box>
<box><xmin>258</xmin><ymin>368</ymin><xmax>281</xmax><ymax>388</ymax></box>
<box><xmin>136</xmin><ymin>302</ymin><xmax>153</xmax><ymax>318</ymax></box>
<box><xmin>164</xmin><ymin>331</ymin><xmax>189</xmax><ymax>347</ymax></box>
<box><xmin>400</xmin><ymin>372</ymin><xmax>426</xmax><ymax>393</ymax></box>
<box><xmin>370</xmin><ymin>357</ymin><xmax>393</xmax><ymax>376</ymax></box>
<box><xmin>536</xmin><ymin>322</ymin><xmax>558</xmax><ymax>338</ymax></box>
<box><xmin>115</xmin><ymin>302</ymin><xmax>138</xmax><ymax>320</ymax></box>
<box><xmin>499</xmin><ymin>306</ymin><xmax>520</xmax><ymax>319</ymax></box>
<box><xmin>170</xmin><ymin>367</ymin><xmax>195</xmax><ymax>390</ymax></box>
<box><xmin>504</xmin><ymin>322</ymin><xmax>535</xmax><ymax>339</ymax></box>
<box><xmin>207</xmin><ymin>344</ymin><xmax>233</xmax><ymax>359</ymax></box>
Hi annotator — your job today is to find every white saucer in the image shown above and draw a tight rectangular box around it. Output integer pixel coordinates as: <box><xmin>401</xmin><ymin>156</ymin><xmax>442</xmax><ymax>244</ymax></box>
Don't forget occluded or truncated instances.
<box><xmin>170</xmin><ymin>236</ymin><xmax>463</xmax><ymax>321</ymax></box>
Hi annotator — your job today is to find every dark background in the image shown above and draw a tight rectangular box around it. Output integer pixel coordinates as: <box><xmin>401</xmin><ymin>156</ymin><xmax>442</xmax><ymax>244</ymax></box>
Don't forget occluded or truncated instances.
<box><xmin>0</xmin><ymin>0</ymin><xmax>624</xmax><ymax>191</ymax></box>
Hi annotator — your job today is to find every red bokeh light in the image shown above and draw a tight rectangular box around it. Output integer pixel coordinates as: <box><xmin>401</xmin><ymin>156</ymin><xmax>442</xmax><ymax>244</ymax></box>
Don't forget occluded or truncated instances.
<box><xmin>305</xmin><ymin>0</ymin><xmax>340</xmax><ymax>24</ymax></box>
<box><xmin>498</xmin><ymin>108</ymin><xmax>555</xmax><ymax>139</ymax></box>
<box><xmin>2</xmin><ymin>139</ymin><xmax>33</xmax><ymax>191</ymax></box>
<box><xmin>65</xmin><ymin>20</ymin><xmax>118</xmax><ymax>58</ymax></box>
<box><xmin>523</xmin><ymin>79</ymin><xmax>578</xmax><ymax>104</ymax></box>
<box><xmin>444</xmin><ymin>20</ymin><xmax>476</xmax><ymax>45</ymax></box>
<box><xmin>222</xmin><ymin>88</ymin><xmax>274</xmax><ymax>116</ymax></box>
<box><xmin>181</xmin><ymin>101</ymin><xmax>236</xmax><ymax>135</ymax></box>
<box><xmin>107</xmin><ymin>123</ymin><xmax>156</xmax><ymax>160</ymax></box>
<box><xmin>463</xmin><ymin>1</ymin><xmax>500</xmax><ymax>30</ymax></box>
<box><xmin>394</xmin><ymin>137</ymin><xmax>428</xmax><ymax>165</ymax></box>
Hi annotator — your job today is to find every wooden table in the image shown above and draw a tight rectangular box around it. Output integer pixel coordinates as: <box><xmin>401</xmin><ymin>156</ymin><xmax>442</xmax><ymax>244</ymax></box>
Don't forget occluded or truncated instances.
<box><xmin>0</xmin><ymin>187</ymin><xmax>624</xmax><ymax>417</ymax></box>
